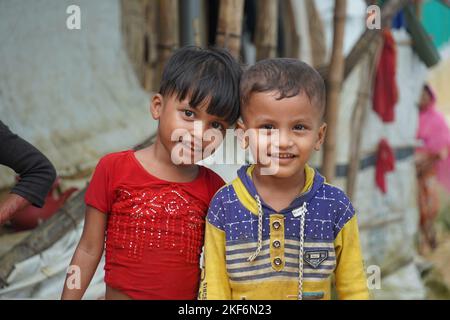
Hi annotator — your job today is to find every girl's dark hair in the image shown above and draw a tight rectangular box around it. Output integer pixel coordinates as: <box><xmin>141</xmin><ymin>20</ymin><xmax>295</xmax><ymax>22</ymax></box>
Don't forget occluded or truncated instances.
<box><xmin>240</xmin><ymin>58</ymin><xmax>326</xmax><ymax>117</ymax></box>
<box><xmin>159</xmin><ymin>46</ymin><xmax>242</xmax><ymax>124</ymax></box>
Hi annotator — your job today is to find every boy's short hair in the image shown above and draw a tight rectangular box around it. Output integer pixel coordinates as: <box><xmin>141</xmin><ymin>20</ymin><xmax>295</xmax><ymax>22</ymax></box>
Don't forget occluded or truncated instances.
<box><xmin>159</xmin><ymin>46</ymin><xmax>242</xmax><ymax>124</ymax></box>
<box><xmin>240</xmin><ymin>58</ymin><xmax>326</xmax><ymax>118</ymax></box>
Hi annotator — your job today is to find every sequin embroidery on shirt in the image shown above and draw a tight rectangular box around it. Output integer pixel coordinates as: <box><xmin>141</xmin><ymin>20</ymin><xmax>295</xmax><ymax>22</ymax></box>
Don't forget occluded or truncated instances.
<box><xmin>106</xmin><ymin>184</ymin><xmax>207</xmax><ymax>264</ymax></box>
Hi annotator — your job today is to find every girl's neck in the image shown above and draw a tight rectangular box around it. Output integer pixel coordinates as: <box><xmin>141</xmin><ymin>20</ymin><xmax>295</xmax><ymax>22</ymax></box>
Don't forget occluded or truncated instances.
<box><xmin>140</xmin><ymin>137</ymin><xmax>199</xmax><ymax>182</ymax></box>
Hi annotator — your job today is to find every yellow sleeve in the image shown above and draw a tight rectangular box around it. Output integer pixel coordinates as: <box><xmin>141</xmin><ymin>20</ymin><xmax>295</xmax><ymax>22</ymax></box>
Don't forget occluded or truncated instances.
<box><xmin>198</xmin><ymin>221</ymin><xmax>231</xmax><ymax>300</ymax></box>
<box><xmin>334</xmin><ymin>215</ymin><xmax>370</xmax><ymax>300</ymax></box>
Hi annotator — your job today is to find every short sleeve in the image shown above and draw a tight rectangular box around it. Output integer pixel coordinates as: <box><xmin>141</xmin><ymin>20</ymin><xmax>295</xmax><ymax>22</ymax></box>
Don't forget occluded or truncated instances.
<box><xmin>204</xmin><ymin>168</ymin><xmax>225</xmax><ymax>200</ymax></box>
<box><xmin>85</xmin><ymin>156</ymin><xmax>113</xmax><ymax>214</ymax></box>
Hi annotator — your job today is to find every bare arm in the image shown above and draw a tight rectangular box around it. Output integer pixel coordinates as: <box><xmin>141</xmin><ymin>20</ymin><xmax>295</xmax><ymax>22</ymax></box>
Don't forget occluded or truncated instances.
<box><xmin>0</xmin><ymin>194</ymin><xmax>30</xmax><ymax>225</ymax></box>
<box><xmin>61</xmin><ymin>206</ymin><xmax>107</xmax><ymax>300</ymax></box>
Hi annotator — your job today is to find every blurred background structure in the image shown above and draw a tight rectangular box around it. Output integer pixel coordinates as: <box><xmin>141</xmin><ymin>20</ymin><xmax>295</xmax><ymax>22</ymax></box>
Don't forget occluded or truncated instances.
<box><xmin>0</xmin><ymin>0</ymin><xmax>449</xmax><ymax>299</ymax></box>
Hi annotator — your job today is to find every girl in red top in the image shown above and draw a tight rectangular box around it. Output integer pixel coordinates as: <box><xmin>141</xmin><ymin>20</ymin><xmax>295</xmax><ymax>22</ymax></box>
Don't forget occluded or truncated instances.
<box><xmin>61</xmin><ymin>46</ymin><xmax>242</xmax><ymax>300</ymax></box>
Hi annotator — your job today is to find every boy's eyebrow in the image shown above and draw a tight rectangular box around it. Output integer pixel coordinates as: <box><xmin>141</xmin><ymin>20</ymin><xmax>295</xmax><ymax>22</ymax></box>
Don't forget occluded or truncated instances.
<box><xmin>252</xmin><ymin>115</ymin><xmax>315</xmax><ymax>123</ymax></box>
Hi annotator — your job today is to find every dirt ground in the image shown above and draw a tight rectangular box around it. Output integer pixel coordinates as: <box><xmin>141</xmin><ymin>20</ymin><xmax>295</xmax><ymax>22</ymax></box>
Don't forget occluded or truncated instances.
<box><xmin>427</xmin><ymin>231</ymin><xmax>450</xmax><ymax>282</ymax></box>
<box><xmin>421</xmin><ymin>191</ymin><xmax>450</xmax><ymax>300</ymax></box>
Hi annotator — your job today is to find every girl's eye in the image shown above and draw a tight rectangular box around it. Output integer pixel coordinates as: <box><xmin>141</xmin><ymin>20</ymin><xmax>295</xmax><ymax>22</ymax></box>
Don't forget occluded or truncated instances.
<box><xmin>262</xmin><ymin>124</ymin><xmax>274</xmax><ymax>130</ymax></box>
<box><xmin>184</xmin><ymin>110</ymin><xmax>194</xmax><ymax>118</ymax></box>
<box><xmin>293</xmin><ymin>124</ymin><xmax>305</xmax><ymax>131</ymax></box>
<box><xmin>211</xmin><ymin>122</ymin><xmax>223</xmax><ymax>130</ymax></box>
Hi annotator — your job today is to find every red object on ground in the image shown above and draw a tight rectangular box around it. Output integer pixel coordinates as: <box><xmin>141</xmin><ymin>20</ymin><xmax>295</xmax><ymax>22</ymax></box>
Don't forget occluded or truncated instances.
<box><xmin>11</xmin><ymin>178</ymin><xmax>78</xmax><ymax>231</ymax></box>
<box><xmin>373</xmin><ymin>29</ymin><xmax>398</xmax><ymax>122</ymax></box>
<box><xmin>375</xmin><ymin>139</ymin><xmax>395</xmax><ymax>193</ymax></box>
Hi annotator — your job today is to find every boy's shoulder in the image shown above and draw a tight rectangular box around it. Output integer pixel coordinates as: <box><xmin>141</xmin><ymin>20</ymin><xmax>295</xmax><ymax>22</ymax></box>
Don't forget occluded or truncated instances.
<box><xmin>313</xmin><ymin>181</ymin><xmax>356</xmax><ymax>234</ymax></box>
<box><xmin>319</xmin><ymin>182</ymin><xmax>353</xmax><ymax>204</ymax></box>
<box><xmin>208</xmin><ymin>181</ymin><xmax>235</xmax><ymax>204</ymax></box>
<box><xmin>206</xmin><ymin>182</ymin><xmax>239</xmax><ymax>228</ymax></box>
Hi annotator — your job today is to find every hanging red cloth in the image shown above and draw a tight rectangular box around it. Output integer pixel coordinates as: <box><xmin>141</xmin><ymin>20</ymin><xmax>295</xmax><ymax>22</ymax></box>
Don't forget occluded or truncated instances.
<box><xmin>373</xmin><ymin>29</ymin><xmax>398</xmax><ymax>122</ymax></box>
<box><xmin>375</xmin><ymin>139</ymin><xmax>395</xmax><ymax>193</ymax></box>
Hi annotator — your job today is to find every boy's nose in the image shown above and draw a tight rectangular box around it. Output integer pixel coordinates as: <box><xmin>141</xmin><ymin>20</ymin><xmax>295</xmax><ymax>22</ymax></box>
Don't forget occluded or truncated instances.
<box><xmin>273</xmin><ymin>130</ymin><xmax>294</xmax><ymax>149</ymax></box>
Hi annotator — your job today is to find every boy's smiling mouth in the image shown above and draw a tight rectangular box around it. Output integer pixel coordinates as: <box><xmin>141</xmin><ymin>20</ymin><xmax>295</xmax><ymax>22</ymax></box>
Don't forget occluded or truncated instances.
<box><xmin>269</xmin><ymin>152</ymin><xmax>297</xmax><ymax>159</ymax></box>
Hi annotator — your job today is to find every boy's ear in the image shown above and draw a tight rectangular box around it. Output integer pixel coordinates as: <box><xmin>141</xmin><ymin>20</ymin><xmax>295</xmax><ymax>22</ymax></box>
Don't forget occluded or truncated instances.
<box><xmin>151</xmin><ymin>94</ymin><xmax>164</xmax><ymax>120</ymax></box>
<box><xmin>315</xmin><ymin>122</ymin><xmax>327</xmax><ymax>151</ymax></box>
<box><xmin>235</xmin><ymin>119</ymin><xmax>249</xmax><ymax>150</ymax></box>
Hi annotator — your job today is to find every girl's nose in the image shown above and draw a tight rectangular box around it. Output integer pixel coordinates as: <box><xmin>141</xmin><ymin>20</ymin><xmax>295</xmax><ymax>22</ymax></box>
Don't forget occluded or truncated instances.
<box><xmin>189</xmin><ymin>120</ymin><xmax>206</xmax><ymax>147</ymax></box>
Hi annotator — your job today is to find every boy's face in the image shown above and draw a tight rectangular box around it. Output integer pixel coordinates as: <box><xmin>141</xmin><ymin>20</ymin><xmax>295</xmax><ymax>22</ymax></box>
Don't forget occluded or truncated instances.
<box><xmin>239</xmin><ymin>91</ymin><xmax>326</xmax><ymax>179</ymax></box>
<box><xmin>151</xmin><ymin>93</ymin><xmax>229</xmax><ymax>165</ymax></box>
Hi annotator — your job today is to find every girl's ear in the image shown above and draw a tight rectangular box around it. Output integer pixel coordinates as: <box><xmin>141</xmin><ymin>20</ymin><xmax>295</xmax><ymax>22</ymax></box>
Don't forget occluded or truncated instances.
<box><xmin>314</xmin><ymin>123</ymin><xmax>327</xmax><ymax>151</ymax></box>
<box><xmin>151</xmin><ymin>94</ymin><xmax>164</xmax><ymax>120</ymax></box>
<box><xmin>235</xmin><ymin>119</ymin><xmax>249</xmax><ymax>150</ymax></box>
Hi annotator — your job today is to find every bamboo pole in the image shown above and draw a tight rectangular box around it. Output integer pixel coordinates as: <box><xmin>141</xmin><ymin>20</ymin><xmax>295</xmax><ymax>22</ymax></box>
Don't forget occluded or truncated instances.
<box><xmin>144</xmin><ymin>0</ymin><xmax>159</xmax><ymax>92</ymax></box>
<box><xmin>156</xmin><ymin>0</ymin><xmax>180</xmax><ymax>86</ymax></box>
<box><xmin>215</xmin><ymin>0</ymin><xmax>245</xmax><ymax>59</ymax></box>
<box><xmin>306</xmin><ymin>0</ymin><xmax>326</xmax><ymax>67</ymax></box>
<box><xmin>255</xmin><ymin>0</ymin><xmax>279</xmax><ymax>61</ymax></box>
<box><xmin>280</xmin><ymin>0</ymin><xmax>300</xmax><ymax>58</ymax></box>
<box><xmin>317</xmin><ymin>0</ymin><xmax>409</xmax><ymax>79</ymax></box>
<box><xmin>321</xmin><ymin>0</ymin><xmax>347</xmax><ymax>182</ymax></box>
<box><xmin>346</xmin><ymin>36</ymin><xmax>383</xmax><ymax>201</ymax></box>
<box><xmin>120</xmin><ymin>0</ymin><xmax>149</xmax><ymax>87</ymax></box>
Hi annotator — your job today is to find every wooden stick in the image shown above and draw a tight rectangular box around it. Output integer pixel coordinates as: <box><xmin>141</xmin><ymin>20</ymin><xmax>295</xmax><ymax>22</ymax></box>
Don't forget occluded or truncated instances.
<box><xmin>120</xmin><ymin>0</ymin><xmax>149</xmax><ymax>88</ymax></box>
<box><xmin>360</xmin><ymin>214</ymin><xmax>404</xmax><ymax>230</ymax></box>
<box><xmin>306</xmin><ymin>0</ymin><xmax>326</xmax><ymax>67</ymax></box>
<box><xmin>216</xmin><ymin>0</ymin><xmax>245</xmax><ymax>59</ymax></box>
<box><xmin>322</xmin><ymin>0</ymin><xmax>347</xmax><ymax>182</ymax></box>
<box><xmin>156</xmin><ymin>0</ymin><xmax>180</xmax><ymax>86</ymax></box>
<box><xmin>346</xmin><ymin>35</ymin><xmax>383</xmax><ymax>201</ymax></box>
<box><xmin>255</xmin><ymin>0</ymin><xmax>279</xmax><ymax>60</ymax></box>
<box><xmin>144</xmin><ymin>0</ymin><xmax>159</xmax><ymax>92</ymax></box>
<box><xmin>280</xmin><ymin>0</ymin><xmax>299</xmax><ymax>58</ymax></box>
<box><xmin>317</xmin><ymin>0</ymin><xmax>409</xmax><ymax>80</ymax></box>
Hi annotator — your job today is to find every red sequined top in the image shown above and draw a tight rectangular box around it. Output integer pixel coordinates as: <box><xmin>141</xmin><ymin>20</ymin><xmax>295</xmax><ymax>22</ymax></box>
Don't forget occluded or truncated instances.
<box><xmin>85</xmin><ymin>150</ymin><xmax>224</xmax><ymax>299</ymax></box>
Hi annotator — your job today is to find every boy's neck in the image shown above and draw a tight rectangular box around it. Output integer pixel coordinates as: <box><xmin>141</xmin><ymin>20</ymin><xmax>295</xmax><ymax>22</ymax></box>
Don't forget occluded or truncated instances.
<box><xmin>251</xmin><ymin>165</ymin><xmax>307</xmax><ymax>212</ymax></box>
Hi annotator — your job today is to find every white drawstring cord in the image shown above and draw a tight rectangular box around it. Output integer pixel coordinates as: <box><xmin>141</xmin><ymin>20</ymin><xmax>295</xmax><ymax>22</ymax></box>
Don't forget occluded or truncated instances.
<box><xmin>247</xmin><ymin>195</ymin><xmax>263</xmax><ymax>262</ymax></box>
<box><xmin>247</xmin><ymin>195</ymin><xmax>307</xmax><ymax>301</ymax></box>
<box><xmin>297</xmin><ymin>202</ymin><xmax>307</xmax><ymax>300</ymax></box>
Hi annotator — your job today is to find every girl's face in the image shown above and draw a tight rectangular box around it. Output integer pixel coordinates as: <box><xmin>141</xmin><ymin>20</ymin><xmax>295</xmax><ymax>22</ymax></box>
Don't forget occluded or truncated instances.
<box><xmin>419</xmin><ymin>87</ymin><xmax>431</xmax><ymax>111</ymax></box>
<box><xmin>238</xmin><ymin>91</ymin><xmax>326</xmax><ymax>179</ymax></box>
<box><xmin>151</xmin><ymin>93</ymin><xmax>230</xmax><ymax>165</ymax></box>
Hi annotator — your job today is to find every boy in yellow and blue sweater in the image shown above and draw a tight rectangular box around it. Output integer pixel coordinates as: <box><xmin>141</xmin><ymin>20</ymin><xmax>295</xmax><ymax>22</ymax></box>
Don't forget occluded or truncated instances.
<box><xmin>199</xmin><ymin>58</ymin><xmax>369</xmax><ymax>300</ymax></box>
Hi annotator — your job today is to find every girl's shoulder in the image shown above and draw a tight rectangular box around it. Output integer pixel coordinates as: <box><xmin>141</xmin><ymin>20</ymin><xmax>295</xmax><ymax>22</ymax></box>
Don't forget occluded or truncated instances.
<box><xmin>198</xmin><ymin>166</ymin><xmax>226</xmax><ymax>199</ymax></box>
<box><xmin>96</xmin><ymin>150</ymin><xmax>134</xmax><ymax>169</ymax></box>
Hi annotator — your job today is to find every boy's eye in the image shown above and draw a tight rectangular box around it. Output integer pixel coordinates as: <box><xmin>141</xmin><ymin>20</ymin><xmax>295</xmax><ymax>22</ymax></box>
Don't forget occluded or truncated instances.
<box><xmin>183</xmin><ymin>110</ymin><xmax>195</xmax><ymax>118</ymax></box>
<box><xmin>293</xmin><ymin>124</ymin><xmax>305</xmax><ymax>131</ymax></box>
<box><xmin>211</xmin><ymin>122</ymin><xmax>224</xmax><ymax>130</ymax></box>
<box><xmin>261</xmin><ymin>124</ymin><xmax>274</xmax><ymax>130</ymax></box>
